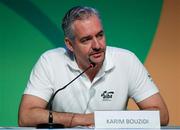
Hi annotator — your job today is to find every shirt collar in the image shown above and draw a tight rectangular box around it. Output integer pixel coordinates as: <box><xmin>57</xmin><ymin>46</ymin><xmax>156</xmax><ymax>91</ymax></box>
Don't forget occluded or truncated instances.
<box><xmin>103</xmin><ymin>50</ymin><xmax>115</xmax><ymax>72</ymax></box>
<box><xmin>64</xmin><ymin>50</ymin><xmax>80</xmax><ymax>71</ymax></box>
<box><xmin>65</xmin><ymin>48</ymin><xmax>115</xmax><ymax>73</ymax></box>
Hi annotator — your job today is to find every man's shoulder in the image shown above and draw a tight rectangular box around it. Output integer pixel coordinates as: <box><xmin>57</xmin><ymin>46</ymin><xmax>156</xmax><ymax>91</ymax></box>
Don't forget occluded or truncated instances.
<box><xmin>106</xmin><ymin>46</ymin><xmax>135</xmax><ymax>57</ymax></box>
<box><xmin>41</xmin><ymin>47</ymin><xmax>67</xmax><ymax>58</ymax></box>
<box><xmin>43</xmin><ymin>47</ymin><xmax>66</xmax><ymax>55</ymax></box>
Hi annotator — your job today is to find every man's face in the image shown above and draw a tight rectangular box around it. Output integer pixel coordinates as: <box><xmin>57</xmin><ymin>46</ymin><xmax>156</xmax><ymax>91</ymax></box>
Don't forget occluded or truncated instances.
<box><xmin>66</xmin><ymin>15</ymin><xmax>106</xmax><ymax>69</ymax></box>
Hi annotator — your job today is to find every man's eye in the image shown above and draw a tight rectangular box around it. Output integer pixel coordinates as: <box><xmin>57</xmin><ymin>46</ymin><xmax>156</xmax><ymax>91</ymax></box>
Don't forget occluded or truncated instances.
<box><xmin>81</xmin><ymin>37</ymin><xmax>91</xmax><ymax>43</ymax></box>
<box><xmin>96</xmin><ymin>32</ymin><xmax>104</xmax><ymax>39</ymax></box>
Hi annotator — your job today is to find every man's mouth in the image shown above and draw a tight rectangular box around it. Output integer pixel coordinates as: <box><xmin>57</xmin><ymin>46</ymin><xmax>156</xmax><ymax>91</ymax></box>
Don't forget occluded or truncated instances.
<box><xmin>90</xmin><ymin>51</ymin><xmax>104</xmax><ymax>58</ymax></box>
<box><xmin>92</xmin><ymin>53</ymin><xmax>102</xmax><ymax>58</ymax></box>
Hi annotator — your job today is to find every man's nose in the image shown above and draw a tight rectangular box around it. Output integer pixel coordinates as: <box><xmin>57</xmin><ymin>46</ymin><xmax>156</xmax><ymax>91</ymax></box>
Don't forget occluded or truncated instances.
<box><xmin>92</xmin><ymin>37</ymin><xmax>100</xmax><ymax>50</ymax></box>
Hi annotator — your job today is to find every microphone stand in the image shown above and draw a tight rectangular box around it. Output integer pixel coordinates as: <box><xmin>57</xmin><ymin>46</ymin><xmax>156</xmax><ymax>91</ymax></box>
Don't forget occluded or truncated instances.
<box><xmin>36</xmin><ymin>63</ymin><xmax>95</xmax><ymax>129</ymax></box>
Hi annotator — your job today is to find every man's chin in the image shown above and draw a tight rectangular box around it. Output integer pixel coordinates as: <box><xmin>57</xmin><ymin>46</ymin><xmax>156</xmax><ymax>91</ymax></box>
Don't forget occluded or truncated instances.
<box><xmin>90</xmin><ymin>58</ymin><xmax>105</xmax><ymax>66</ymax></box>
<box><xmin>89</xmin><ymin>52</ymin><xmax>105</xmax><ymax>65</ymax></box>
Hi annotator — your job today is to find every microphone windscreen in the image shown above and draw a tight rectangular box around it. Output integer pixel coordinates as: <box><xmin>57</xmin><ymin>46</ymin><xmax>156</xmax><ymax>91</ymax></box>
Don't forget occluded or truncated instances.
<box><xmin>88</xmin><ymin>57</ymin><xmax>96</xmax><ymax>68</ymax></box>
<box><xmin>90</xmin><ymin>62</ymin><xmax>96</xmax><ymax>68</ymax></box>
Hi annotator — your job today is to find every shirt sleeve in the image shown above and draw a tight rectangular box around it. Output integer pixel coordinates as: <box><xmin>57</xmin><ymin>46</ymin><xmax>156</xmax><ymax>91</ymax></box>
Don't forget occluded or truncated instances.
<box><xmin>24</xmin><ymin>54</ymin><xmax>54</xmax><ymax>102</ymax></box>
<box><xmin>128</xmin><ymin>53</ymin><xmax>159</xmax><ymax>103</ymax></box>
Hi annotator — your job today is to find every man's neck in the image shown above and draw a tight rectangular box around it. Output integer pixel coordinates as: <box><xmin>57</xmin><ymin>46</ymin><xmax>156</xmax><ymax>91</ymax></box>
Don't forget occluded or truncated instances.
<box><xmin>85</xmin><ymin>63</ymin><xmax>102</xmax><ymax>82</ymax></box>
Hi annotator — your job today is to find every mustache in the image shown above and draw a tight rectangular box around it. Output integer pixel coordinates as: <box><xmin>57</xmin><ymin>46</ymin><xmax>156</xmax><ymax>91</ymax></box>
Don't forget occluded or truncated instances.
<box><xmin>89</xmin><ymin>48</ymin><xmax>105</xmax><ymax>55</ymax></box>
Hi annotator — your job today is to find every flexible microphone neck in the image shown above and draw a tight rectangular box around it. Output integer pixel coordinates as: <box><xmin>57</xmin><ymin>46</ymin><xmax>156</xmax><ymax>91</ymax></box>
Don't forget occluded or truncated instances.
<box><xmin>46</xmin><ymin>63</ymin><xmax>95</xmax><ymax>117</ymax></box>
<box><xmin>36</xmin><ymin>63</ymin><xmax>95</xmax><ymax>128</ymax></box>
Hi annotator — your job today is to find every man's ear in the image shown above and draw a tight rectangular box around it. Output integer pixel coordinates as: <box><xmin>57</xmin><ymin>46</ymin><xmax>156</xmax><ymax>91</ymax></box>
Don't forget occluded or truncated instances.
<box><xmin>64</xmin><ymin>37</ymin><xmax>74</xmax><ymax>52</ymax></box>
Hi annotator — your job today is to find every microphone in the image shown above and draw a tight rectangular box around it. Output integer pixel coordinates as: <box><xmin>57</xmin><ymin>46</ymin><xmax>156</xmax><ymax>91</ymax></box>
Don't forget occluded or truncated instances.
<box><xmin>36</xmin><ymin>63</ymin><xmax>95</xmax><ymax>129</ymax></box>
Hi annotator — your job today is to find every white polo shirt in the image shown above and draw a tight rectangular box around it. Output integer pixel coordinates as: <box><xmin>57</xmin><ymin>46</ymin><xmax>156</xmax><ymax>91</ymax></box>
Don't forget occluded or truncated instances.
<box><xmin>24</xmin><ymin>46</ymin><xmax>159</xmax><ymax>113</ymax></box>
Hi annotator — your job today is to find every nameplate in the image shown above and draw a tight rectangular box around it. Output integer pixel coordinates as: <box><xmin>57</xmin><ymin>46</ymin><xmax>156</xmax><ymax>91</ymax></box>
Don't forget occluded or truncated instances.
<box><xmin>95</xmin><ymin>111</ymin><xmax>160</xmax><ymax>129</ymax></box>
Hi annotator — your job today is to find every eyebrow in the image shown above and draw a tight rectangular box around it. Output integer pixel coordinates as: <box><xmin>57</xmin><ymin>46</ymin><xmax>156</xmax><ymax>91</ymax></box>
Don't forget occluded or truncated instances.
<box><xmin>80</xmin><ymin>35</ymin><xmax>92</xmax><ymax>42</ymax></box>
<box><xmin>80</xmin><ymin>30</ymin><xmax>104</xmax><ymax>42</ymax></box>
<box><xmin>95</xmin><ymin>30</ymin><xmax>104</xmax><ymax>37</ymax></box>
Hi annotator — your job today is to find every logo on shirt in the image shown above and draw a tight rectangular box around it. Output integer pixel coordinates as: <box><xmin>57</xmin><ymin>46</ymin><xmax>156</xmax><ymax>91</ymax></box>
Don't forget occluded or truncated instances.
<box><xmin>101</xmin><ymin>91</ymin><xmax>114</xmax><ymax>101</ymax></box>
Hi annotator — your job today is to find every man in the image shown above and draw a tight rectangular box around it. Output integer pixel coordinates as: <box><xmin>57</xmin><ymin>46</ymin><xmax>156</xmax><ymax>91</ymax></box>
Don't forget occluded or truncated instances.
<box><xmin>18</xmin><ymin>6</ymin><xmax>169</xmax><ymax>127</ymax></box>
